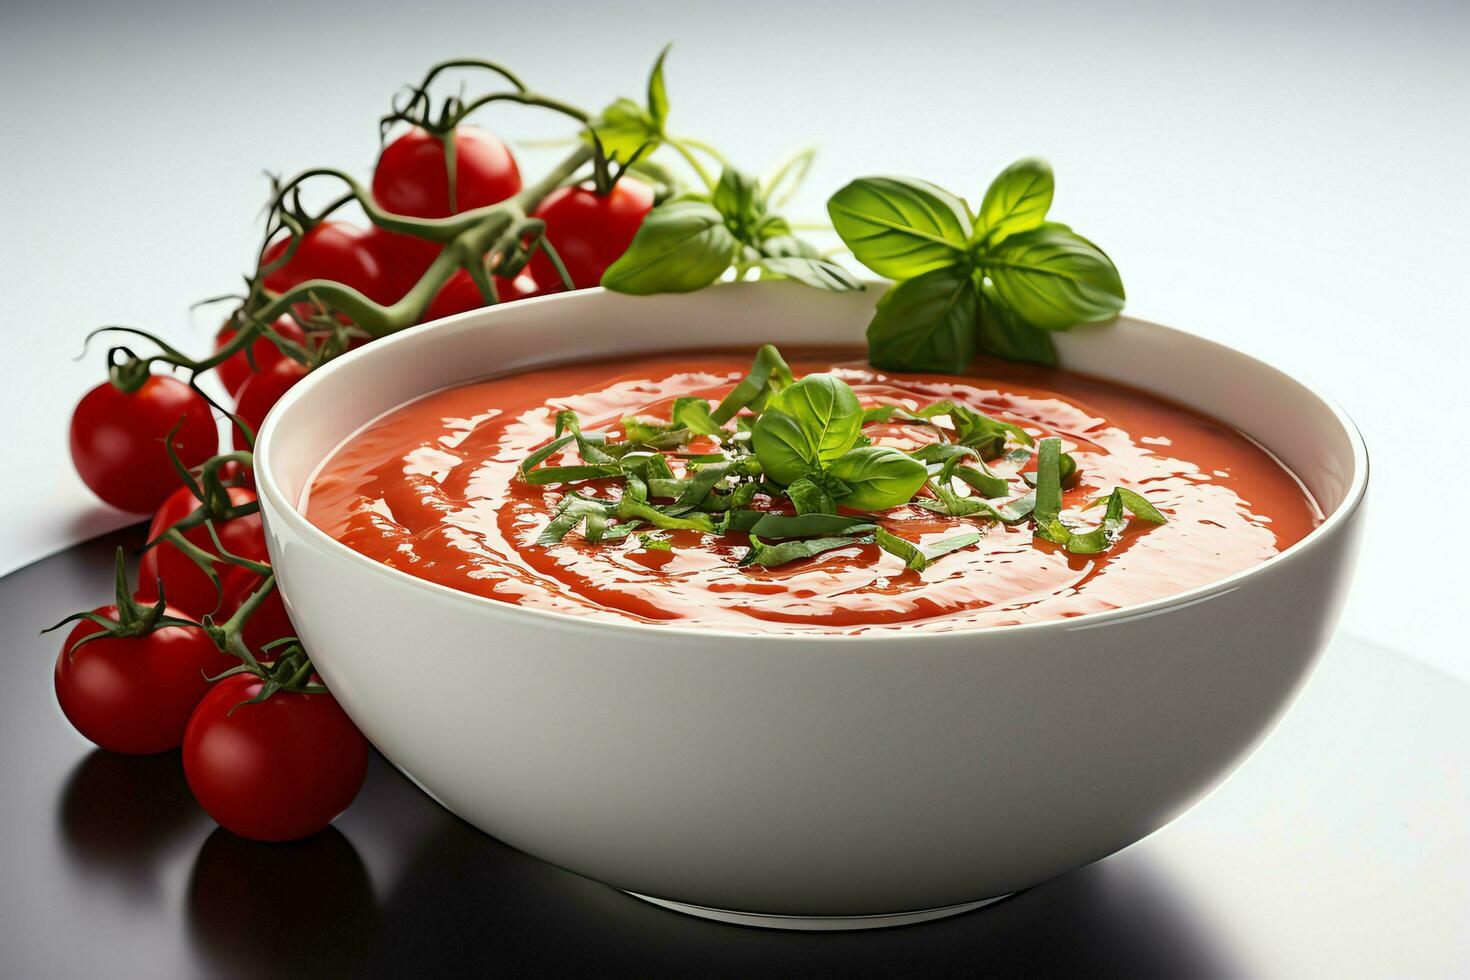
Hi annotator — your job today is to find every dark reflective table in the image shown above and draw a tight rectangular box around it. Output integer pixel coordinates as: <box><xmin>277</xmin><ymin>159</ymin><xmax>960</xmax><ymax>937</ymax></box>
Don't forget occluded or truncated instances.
<box><xmin>3</xmin><ymin>528</ymin><xmax>1465</xmax><ymax>978</ymax></box>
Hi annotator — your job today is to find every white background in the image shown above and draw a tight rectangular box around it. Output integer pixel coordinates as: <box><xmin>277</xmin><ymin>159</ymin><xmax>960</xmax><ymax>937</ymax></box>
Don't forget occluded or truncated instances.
<box><xmin>2</xmin><ymin>0</ymin><xmax>1466</xmax><ymax>678</ymax></box>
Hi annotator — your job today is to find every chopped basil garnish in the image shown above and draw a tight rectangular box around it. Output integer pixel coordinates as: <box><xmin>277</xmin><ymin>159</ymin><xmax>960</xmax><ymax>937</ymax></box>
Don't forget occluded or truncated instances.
<box><xmin>740</xmin><ymin>532</ymin><xmax>874</xmax><ymax>568</ymax></box>
<box><xmin>522</xmin><ymin>346</ymin><xmax>1161</xmax><ymax>571</ymax></box>
<box><xmin>874</xmin><ymin>527</ymin><xmax>983</xmax><ymax>572</ymax></box>
<box><xmin>747</xmin><ymin>513</ymin><xmax>875</xmax><ymax>538</ymax></box>
<box><xmin>1032</xmin><ymin>437</ymin><xmax>1166</xmax><ymax>553</ymax></box>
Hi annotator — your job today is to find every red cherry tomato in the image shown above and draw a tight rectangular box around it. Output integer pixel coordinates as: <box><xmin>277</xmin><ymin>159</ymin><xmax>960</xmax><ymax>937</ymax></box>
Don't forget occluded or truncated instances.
<box><xmin>422</xmin><ymin>269</ymin><xmax>550</xmax><ymax>322</ymax></box>
<box><xmin>218</xmin><ymin>566</ymin><xmax>296</xmax><ymax>656</ymax></box>
<box><xmin>360</xmin><ymin>225</ymin><xmax>438</xmax><ymax>305</ymax></box>
<box><xmin>232</xmin><ymin>357</ymin><xmax>309</xmax><ymax>450</ymax></box>
<box><xmin>372</xmin><ymin>125</ymin><xmax>521</xmax><ymax>219</ymax></box>
<box><xmin>70</xmin><ymin>376</ymin><xmax>218</xmax><ymax>513</ymax></box>
<box><xmin>183</xmin><ymin>673</ymin><xmax>369</xmax><ymax>841</ymax></box>
<box><xmin>214</xmin><ymin>317</ymin><xmax>308</xmax><ymax>397</ymax></box>
<box><xmin>55</xmin><ymin>608</ymin><xmax>232</xmax><ymax>754</ymax></box>
<box><xmin>529</xmin><ymin>179</ymin><xmax>654</xmax><ymax>290</ymax></box>
<box><xmin>261</xmin><ymin>221</ymin><xmax>393</xmax><ymax>306</ymax></box>
<box><xmin>138</xmin><ymin>486</ymin><xmax>266</xmax><ymax>616</ymax></box>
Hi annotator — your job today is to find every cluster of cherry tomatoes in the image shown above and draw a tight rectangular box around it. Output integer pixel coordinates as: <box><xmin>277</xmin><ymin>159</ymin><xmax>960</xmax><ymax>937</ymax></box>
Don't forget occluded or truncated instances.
<box><xmin>57</xmin><ymin>74</ymin><xmax>656</xmax><ymax>843</ymax></box>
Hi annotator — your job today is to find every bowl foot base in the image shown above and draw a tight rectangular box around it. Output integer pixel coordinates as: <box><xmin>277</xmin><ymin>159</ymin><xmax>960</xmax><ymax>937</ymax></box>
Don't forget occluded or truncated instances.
<box><xmin>624</xmin><ymin>892</ymin><xmax>1012</xmax><ymax>931</ymax></box>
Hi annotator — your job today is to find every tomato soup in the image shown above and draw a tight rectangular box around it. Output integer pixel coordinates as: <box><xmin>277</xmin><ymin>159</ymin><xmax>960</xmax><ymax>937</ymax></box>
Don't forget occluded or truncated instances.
<box><xmin>303</xmin><ymin>348</ymin><xmax>1321</xmax><ymax>634</ymax></box>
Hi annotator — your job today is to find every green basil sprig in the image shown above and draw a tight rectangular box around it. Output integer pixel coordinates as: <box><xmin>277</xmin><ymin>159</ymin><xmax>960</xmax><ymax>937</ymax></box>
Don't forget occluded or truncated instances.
<box><xmin>603</xmin><ymin>164</ymin><xmax>861</xmax><ymax>295</ymax></box>
<box><xmin>589</xmin><ymin>45</ymin><xmax>671</xmax><ymax>166</ymax></box>
<box><xmin>829</xmin><ymin>159</ymin><xmax>1124</xmax><ymax>371</ymax></box>
<box><xmin>751</xmin><ymin>374</ymin><xmax>927</xmax><ymax>512</ymax></box>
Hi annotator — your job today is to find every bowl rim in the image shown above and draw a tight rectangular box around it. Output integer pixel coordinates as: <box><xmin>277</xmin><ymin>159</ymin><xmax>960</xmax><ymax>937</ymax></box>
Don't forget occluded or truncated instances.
<box><xmin>255</xmin><ymin>283</ymin><xmax>1370</xmax><ymax>645</ymax></box>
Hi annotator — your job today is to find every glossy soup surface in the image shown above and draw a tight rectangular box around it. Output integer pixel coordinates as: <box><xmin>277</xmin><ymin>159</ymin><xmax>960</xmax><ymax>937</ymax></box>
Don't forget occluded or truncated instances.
<box><xmin>303</xmin><ymin>348</ymin><xmax>1321</xmax><ymax>634</ymax></box>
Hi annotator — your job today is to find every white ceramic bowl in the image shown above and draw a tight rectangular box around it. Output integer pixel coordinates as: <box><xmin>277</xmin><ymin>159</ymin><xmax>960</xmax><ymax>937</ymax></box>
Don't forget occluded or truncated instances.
<box><xmin>256</xmin><ymin>282</ymin><xmax>1367</xmax><ymax>930</ymax></box>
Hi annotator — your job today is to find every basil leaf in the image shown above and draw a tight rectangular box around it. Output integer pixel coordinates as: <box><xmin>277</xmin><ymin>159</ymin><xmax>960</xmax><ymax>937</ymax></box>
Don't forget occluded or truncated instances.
<box><xmin>980</xmin><ymin>225</ymin><xmax>1125</xmax><ymax>331</ymax></box>
<box><xmin>621</xmin><ymin>417</ymin><xmax>671</xmax><ymax>444</ymax></box>
<box><xmin>740</xmin><ymin>532</ymin><xmax>874</xmax><ymax>568</ymax></box>
<box><xmin>699</xmin><ymin>481</ymin><xmax>758</xmax><ymax>512</ymax></box>
<box><xmin>591</xmin><ymin>98</ymin><xmax>658</xmax><ymax>163</ymax></box>
<box><xmin>637</xmin><ymin>530</ymin><xmax>672</xmax><ymax>552</ymax></box>
<box><xmin>828</xmin><ymin>445</ymin><xmax>928</xmax><ymax>510</ymax></box>
<box><xmin>666</xmin><ymin>462</ymin><xmax>733</xmax><ymax>513</ymax></box>
<box><xmin>586</xmin><ymin>512</ymin><xmax>643</xmax><ymax>543</ymax></box>
<box><xmin>712</xmin><ymin>167</ymin><xmax>762</xmax><ymax>238</ymax></box>
<box><xmin>621</xmin><ymin>452</ymin><xmax>677</xmax><ymax>483</ymax></box>
<box><xmin>862</xmin><ymin>401</ymin><xmax>963</xmax><ymax>425</ymax></box>
<box><xmin>914</xmin><ymin>486</ymin><xmax>1035</xmax><ymax>523</ymax></box>
<box><xmin>866</xmin><ymin>266</ymin><xmax>978</xmax><ymax>374</ymax></box>
<box><xmin>977</xmin><ymin>294</ymin><xmax>1058</xmax><ymax>366</ymax></box>
<box><xmin>752</xmin><ymin>374</ymin><xmax>863</xmax><ymax>484</ymax></box>
<box><xmin>622</xmin><ymin>470</ymin><xmax>649</xmax><ymax>504</ymax></box>
<box><xmin>612</xmin><ymin>498</ymin><xmax>721</xmax><ymax>534</ymax></box>
<box><xmin>553</xmin><ymin>411</ymin><xmax>616</xmax><ymax>464</ymax></box>
<box><xmin>912</xmin><ymin>443</ymin><xmax>1007</xmax><ymax>495</ymax></box>
<box><xmin>723</xmin><ymin>509</ymin><xmax>764</xmax><ymax>532</ymax></box>
<box><xmin>953</xmin><ymin>464</ymin><xmax>1010</xmax><ymax>499</ymax></box>
<box><xmin>1033</xmin><ymin>437</ymin><xmax>1066</xmax><ymax>527</ymax></box>
<box><xmin>647</xmin><ymin>44</ymin><xmax>670</xmax><ymax>132</ymax></box>
<box><xmin>671</xmin><ymin>396</ymin><xmax>724</xmax><ymax>436</ymax></box>
<box><xmin>748</xmin><ymin>513</ymin><xmax>875</xmax><ymax>538</ymax></box>
<box><xmin>1106</xmin><ymin>487</ymin><xmax>1167</xmax><ymax>525</ymax></box>
<box><xmin>647</xmin><ymin>477</ymin><xmax>689</xmax><ymax>499</ymax></box>
<box><xmin>786</xmin><ymin>476</ymin><xmax>837</xmax><ymax>515</ymax></box>
<box><xmin>949</xmin><ymin>403</ymin><xmax>1032</xmax><ymax>457</ymax></box>
<box><xmin>1032</xmin><ymin>437</ymin><xmax>1165</xmax><ymax>552</ymax></box>
<box><xmin>910</xmin><ymin>442</ymin><xmax>979</xmax><ymax>465</ymax></box>
<box><xmin>710</xmin><ymin>344</ymin><xmax>794</xmax><ymax>423</ymax></box>
<box><xmin>974</xmin><ymin>158</ymin><xmax>1053</xmax><ymax>245</ymax></box>
<box><xmin>1021</xmin><ymin>451</ymin><xmax>1077</xmax><ymax>488</ymax></box>
<box><xmin>873</xmin><ymin>527</ymin><xmax>982</xmax><ymax>572</ymax></box>
<box><xmin>522</xmin><ymin>464</ymin><xmax>625</xmax><ymax>486</ymax></box>
<box><xmin>759</xmin><ymin>255</ymin><xmax>863</xmax><ymax>292</ymax></box>
<box><xmin>539</xmin><ymin>497</ymin><xmax>614</xmax><ymax>545</ymax></box>
<box><xmin>520</xmin><ymin>433</ymin><xmax>576</xmax><ymax>477</ymax></box>
<box><xmin>827</xmin><ymin>176</ymin><xmax>972</xmax><ymax>278</ymax></box>
<box><xmin>601</xmin><ymin>200</ymin><xmax>739</xmax><ymax>294</ymax></box>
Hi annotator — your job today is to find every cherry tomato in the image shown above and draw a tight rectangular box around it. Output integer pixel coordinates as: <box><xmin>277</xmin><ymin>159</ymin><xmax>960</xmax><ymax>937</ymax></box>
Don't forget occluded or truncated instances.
<box><xmin>214</xmin><ymin>317</ymin><xmax>308</xmax><ymax>397</ymax></box>
<box><xmin>183</xmin><ymin>673</ymin><xmax>369</xmax><ymax>841</ymax></box>
<box><xmin>218</xmin><ymin>566</ymin><xmax>296</xmax><ymax>656</ymax></box>
<box><xmin>70</xmin><ymin>376</ymin><xmax>218</xmax><ymax>513</ymax></box>
<box><xmin>529</xmin><ymin>178</ymin><xmax>654</xmax><ymax>290</ymax></box>
<box><xmin>372</xmin><ymin>125</ymin><xmax>521</xmax><ymax>219</ymax></box>
<box><xmin>55</xmin><ymin>607</ymin><xmax>231</xmax><ymax>754</ymax></box>
<box><xmin>422</xmin><ymin>268</ymin><xmax>551</xmax><ymax>322</ymax></box>
<box><xmin>261</xmin><ymin>221</ymin><xmax>393</xmax><ymax>306</ymax></box>
<box><xmin>138</xmin><ymin>485</ymin><xmax>266</xmax><ymax>616</ymax></box>
<box><xmin>360</xmin><ymin>225</ymin><xmax>437</xmax><ymax>305</ymax></box>
<box><xmin>232</xmin><ymin>357</ymin><xmax>309</xmax><ymax>450</ymax></box>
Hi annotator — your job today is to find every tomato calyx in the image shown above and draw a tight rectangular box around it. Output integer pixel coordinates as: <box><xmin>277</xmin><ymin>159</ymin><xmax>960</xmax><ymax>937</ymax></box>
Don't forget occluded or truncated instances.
<box><xmin>105</xmin><ymin>346</ymin><xmax>153</xmax><ymax>394</ymax></box>
<box><xmin>586</xmin><ymin>131</ymin><xmax>648</xmax><ymax>198</ymax></box>
<box><xmin>209</xmin><ymin>639</ymin><xmax>329</xmax><ymax>714</ymax></box>
<box><xmin>42</xmin><ymin>549</ymin><xmax>198</xmax><ymax>658</ymax></box>
<box><xmin>133</xmin><ymin>439</ymin><xmax>266</xmax><ymax>615</ymax></box>
<box><xmin>146</xmin><ymin>440</ymin><xmax>261</xmax><ymax>548</ymax></box>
